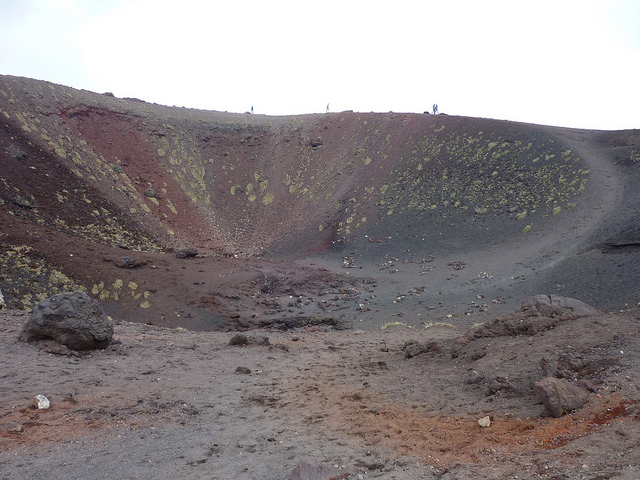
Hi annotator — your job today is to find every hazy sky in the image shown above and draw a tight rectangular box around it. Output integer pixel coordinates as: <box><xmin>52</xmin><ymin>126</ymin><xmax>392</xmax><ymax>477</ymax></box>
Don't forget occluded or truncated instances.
<box><xmin>2</xmin><ymin>0</ymin><xmax>639</xmax><ymax>130</ymax></box>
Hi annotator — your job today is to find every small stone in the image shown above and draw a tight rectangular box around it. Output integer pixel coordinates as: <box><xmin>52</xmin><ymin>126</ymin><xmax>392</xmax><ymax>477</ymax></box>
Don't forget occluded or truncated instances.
<box><xmin>228</xmin><ymin>334</ymin><xmax>270</xmax><ymax>346</ymax></box>
<box><xmin>143</xmin><ymin>187</ymin><xmax>157</xmax><ymax>198</ymax></box>
<box><xmin>466</xmin><ymin>369</ymin><xmax>484</xmax><ymax>384</ymax></box>
<box><xmin>478</xmin><ymin>415</ymin><xmax>491</xmax><ymax>428</ymax></box>
<box><xmin>115</xmin><ymin>256</ymin><xmax>146</xmax><ymax>269</ymax></box>
<box><xmin>235</xmin><ymin>366</ymin><xmax>251</xmax><ymax>375</ymax></box>
<box><xmin>175</xmin><ymin>247</ymin><xmax>198</xmax><ymax>259</ymax></box>
<box><xmin>1</xmin><ymin>421</ymin><xmax>24</xmax><ymax>433</ymax></box>
<box><xmin>229</xmin><ymin>334</ymin><xmax>250</xmax><ymax>346</ymax></box>
<box><xmin>33</xmin><ymin>394</ymin><xmax>50</xmax><ymax>410</ymax></box>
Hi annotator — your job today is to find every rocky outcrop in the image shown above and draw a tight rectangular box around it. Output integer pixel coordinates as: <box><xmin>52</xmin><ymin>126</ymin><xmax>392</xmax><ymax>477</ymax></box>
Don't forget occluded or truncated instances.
<box><xmin>452</xmin><ymin>296</ymin><xmax>600</xmax><ymax>357</ymax></box>
<box><xmin>521</xmin><ymin>294</ymin><xmax>601</xmax><ymax>317</ymax></box>
<box><xmin>19</xmin><ymin>291</ymin><xmax>114</xmax><ymax>350</ymax></box>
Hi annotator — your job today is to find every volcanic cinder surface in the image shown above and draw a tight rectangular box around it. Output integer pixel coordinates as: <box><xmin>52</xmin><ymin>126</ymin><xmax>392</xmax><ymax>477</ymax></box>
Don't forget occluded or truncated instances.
<box><xmin>1</xmin><ymin>75</ymin><xmax>640</xmax><ymax>479</ymax></box>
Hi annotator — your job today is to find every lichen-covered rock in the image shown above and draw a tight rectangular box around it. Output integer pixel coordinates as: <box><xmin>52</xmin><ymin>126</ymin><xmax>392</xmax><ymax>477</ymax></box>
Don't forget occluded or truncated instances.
<box><xmin>19</xmin><ymin>290</ymin><xmax>113</xmax><ymax>350</ymax></box>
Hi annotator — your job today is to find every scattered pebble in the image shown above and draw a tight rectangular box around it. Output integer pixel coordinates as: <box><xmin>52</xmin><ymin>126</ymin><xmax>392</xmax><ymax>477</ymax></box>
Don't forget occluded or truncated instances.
<box><xmin>33</xmin><ymin>394</ymin><xmax>50</xmax><ymax>410</ymax></box>
<box><xmin>478</xmin><ymin>415</ymin><xmax>491</xmax><ymax>428</ymax></box>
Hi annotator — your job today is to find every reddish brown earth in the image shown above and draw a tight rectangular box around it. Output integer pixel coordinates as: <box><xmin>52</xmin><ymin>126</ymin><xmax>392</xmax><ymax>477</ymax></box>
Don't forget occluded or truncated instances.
<box><xmin>1</xmin><ymin>75</ymin><xmax>640</xmax><ymax>478</ymax></box>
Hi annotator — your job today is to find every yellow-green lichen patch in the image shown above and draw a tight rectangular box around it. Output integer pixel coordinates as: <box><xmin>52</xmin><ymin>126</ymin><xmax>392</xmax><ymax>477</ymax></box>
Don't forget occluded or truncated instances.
<box><xmin>166</xmin><ymin>199</ymin><xmax>178</xmax><ymax>214</ymax></box>
<box><xmin>377</xmin><ymin>130</ymin><xmax>587</xmax><ymax>223</ymax></box>
<box><xmin>154</xmin><ymin>129</ymin><xmax>211</xmax><ymax>206</ymax></box>
<box><xmin>245</xmin><ymin>183</ymin><xmax>257</xmax><ymax>202</ymax></box>
<box><xmin>0</xmin><ymin>244</ymin><xmax>86</xmax><ymax>310</ymax></box>
<box><xmin>262</xmin><ymin>193</ymin><xmax>275</xmax><ymax>205</ymax></box>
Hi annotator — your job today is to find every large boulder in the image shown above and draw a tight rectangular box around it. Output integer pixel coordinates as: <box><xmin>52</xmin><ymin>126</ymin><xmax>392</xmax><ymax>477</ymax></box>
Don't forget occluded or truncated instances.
<box><xmin>19</xmin><ymin>291</ymin><xmax>114</xmax><ymax>350</ymax></box>
<box><xmin>533</xmin><ymin>377</ymin><xmax>591</xmax><ymax>418</ymax></box>
<box><xmin>521</xmin><ymin>295</ymin><xmax>600</xmax><ymax>317</ymax></box>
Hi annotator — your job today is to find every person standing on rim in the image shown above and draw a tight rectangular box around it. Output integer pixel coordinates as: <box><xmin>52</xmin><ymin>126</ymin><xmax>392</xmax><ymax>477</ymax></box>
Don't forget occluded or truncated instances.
<box><xmin>432</xmin><ymin>103</ymin><xmax>438</xmax><ymax>114</ymax></box>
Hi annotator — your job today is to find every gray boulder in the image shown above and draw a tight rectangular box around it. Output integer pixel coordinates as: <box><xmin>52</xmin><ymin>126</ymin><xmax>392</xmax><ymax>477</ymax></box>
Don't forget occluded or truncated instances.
<box><xmin>521</xmin><ymin>295</ymin><xmax>600</xmax><ymax>317</ymax></box>
<box><xmin>533</xmin><ymin>376</ymin><xmax>591</xmax><ymax>417</ymax></box>
<box><xmin>19</xmin><ymin>291</ymin><xmax>113</xmax><ymax>350</ymax></box>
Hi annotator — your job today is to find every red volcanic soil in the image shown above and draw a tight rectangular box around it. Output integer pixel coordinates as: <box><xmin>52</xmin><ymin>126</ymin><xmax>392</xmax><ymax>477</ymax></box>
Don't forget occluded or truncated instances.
<box><xmin>1</xmin><ymin>75</ymin><xmax>640</xmax><ymax>478</ymax></box>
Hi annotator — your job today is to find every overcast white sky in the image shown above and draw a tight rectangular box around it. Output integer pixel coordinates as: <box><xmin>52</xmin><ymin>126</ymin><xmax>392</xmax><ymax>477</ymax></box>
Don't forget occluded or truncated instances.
<box><xmin>1</xmin><ymin>0</ymin><xmax>639</xmax><ymax>130</ymax></box>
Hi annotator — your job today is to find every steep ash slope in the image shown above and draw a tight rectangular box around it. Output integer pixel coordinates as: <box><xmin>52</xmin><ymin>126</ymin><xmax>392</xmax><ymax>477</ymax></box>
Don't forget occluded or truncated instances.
<box><xmin>0</xmin><ymin>75</ymin><xmax>638</xmax><ymax>328</ymax></box>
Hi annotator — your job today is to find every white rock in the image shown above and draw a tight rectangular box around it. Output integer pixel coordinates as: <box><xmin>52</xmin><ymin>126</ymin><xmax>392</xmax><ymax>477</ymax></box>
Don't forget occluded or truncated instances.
<box><xmin>33</xmin><ymin>394</ymin><xmax>50</xmax><ymax>410</ymax></box>
<box><xmin>478</xmin><ymin>415</ymin><xmax>491</xmax><ymax>428</ymax></box>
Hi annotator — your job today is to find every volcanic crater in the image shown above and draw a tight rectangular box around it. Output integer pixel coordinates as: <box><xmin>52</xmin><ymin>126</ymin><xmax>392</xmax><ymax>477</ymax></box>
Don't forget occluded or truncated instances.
<box><xmin>2</xmin><ymin>75</ymin><xmax>640</xmax><ymax>479</ymax></box>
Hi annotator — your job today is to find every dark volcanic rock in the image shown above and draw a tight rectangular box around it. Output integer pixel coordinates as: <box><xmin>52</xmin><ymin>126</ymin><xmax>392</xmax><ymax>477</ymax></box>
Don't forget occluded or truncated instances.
<box><xmin>466</xmin><ymin>369</ymin><xmax>485</xmax><ymax>384</ymax></box>
<box><xmin>7</xmin><ymin>144</ymin><xmax>27</xmax><ymax>162</ymax></box>
<box><xmin>19</xmin><ymin>291</ymin><xmax>114</xmax><ymax>350</ymax></box>
<box><xmin>143</xmin><ymin>187</ymin><xmax>158</xmax><ymax>198</ymax></box>
<box><xmin>228</xmin><ymin>334</ymin><xmax>270</xmax><ymax>346</ymax></box>
<box><xmin>115</xmin><ymin>256</ymin><xmax>147</xmax><ymax>268</ymax></box>
<box><xmin>175</xmin><ymin>247</ymin><xmax>199</xmax><ymax>259</ymax></box>
<box><xmin>533</xmin><ymin>376</ymin><xmax>591</xmax><ymax>417</ymax></box>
